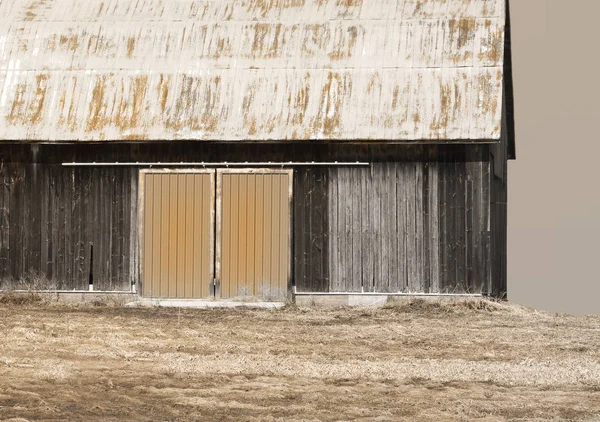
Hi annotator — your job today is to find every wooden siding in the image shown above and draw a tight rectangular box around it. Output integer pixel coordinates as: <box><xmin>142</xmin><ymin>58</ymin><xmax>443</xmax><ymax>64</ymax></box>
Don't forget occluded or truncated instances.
<box><xmin>323</xmin><ymin>159</ymin><xmax>491</xmax><ymax>294</ymax></box>
<box><xmin>293</xmin><ymin>168</ymin><xmax>329</xmax><ymax>293</ymax></box>
<box><xmin>0</xmin><ymin>161</ymin><xmax>137</xmax><ymax>290</ymax></box>
<box><xmin>0</xmin><ymin>142</ymin><xmax>500</xmax><ymax>295</ymax></box>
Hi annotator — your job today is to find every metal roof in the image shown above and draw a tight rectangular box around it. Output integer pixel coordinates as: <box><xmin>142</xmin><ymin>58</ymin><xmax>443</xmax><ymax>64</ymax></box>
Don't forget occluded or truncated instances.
<box><xmin>0</xmin><ymin>0</ymin><xmax>506</xmax><ymax>142</ymax></box>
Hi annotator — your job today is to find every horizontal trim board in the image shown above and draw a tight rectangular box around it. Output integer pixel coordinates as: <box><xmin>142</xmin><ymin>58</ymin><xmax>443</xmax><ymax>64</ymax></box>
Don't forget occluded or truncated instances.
<box><xmin>64</xmin><ymin>162</ymin><xmax>370</xmax><ymax>167</ymax></box>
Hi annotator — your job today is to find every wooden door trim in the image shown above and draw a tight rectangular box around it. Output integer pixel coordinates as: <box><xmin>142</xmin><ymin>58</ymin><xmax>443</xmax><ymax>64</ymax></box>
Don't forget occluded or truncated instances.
<box><xmin>138</xmin><ymin>169</ymin><xmax>216</xmax><ymax>298</ymax></box>
<box><xmin>215</xmin><ymin>168</ymin><xmax>294</xmax><ymax>299</ymax></box>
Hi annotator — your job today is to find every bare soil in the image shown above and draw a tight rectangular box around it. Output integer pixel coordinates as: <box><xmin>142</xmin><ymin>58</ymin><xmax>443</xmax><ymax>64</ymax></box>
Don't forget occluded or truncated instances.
<box><xmin>0</xmin><ymin>297</ymin><xmax>599</xmax><ymax>421</ymax></box>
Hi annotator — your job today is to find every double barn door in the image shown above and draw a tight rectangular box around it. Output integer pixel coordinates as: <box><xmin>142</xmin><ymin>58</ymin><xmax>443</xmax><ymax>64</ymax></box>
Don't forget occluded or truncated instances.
<box><xmin>141</xmin><ymin>169</ymin><xmax>292</xmax><ymax>300</ymax></box>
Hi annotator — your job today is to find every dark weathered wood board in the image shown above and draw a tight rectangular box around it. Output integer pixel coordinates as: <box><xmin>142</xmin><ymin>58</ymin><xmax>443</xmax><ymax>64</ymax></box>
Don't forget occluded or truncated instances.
<box><xmin>293</xmin><ymin>168</ymin><xmax>329</xmax><ymax>293</ymax></box>
<box><xmin>0</xmin><ymin>147</ymin><xmax>138</xmax><ymax>290</ymax></box>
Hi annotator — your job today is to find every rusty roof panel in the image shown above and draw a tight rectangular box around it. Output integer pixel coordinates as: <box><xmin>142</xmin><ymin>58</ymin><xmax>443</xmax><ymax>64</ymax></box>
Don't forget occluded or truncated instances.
<box><xmin>2</xmin><ymin>18</ymin><xmax>505</xmax><ymax>71</ymax></box>
<box><xmin>0</xmin><ymin>0</ymin><xmax>507</xmax><ymax>142</ymax></box>
<box><xmin>0</xmin><ymin>67</ymin><xmax>503</xmax><ymax>141</ymax></box>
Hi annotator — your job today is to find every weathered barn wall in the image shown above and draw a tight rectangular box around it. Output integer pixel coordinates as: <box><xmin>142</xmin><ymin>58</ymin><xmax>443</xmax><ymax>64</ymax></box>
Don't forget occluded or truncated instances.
<box><xmin>0</xmin><ymin>142</ymin><xmax>498</xmax><ymax>295</ymax></box>
<box><xmin>293</xmin><ymin>167</ymin><xmax>329</xmax><ymax>293</ymax></box>
<box><xmin>293</xmin><ymin>151</ymin><xmax>492</xmax><ymax>295</ymax></box>
<box><xmin>328</xmin><ymin>161</ymin><xmax>488</xmax><ymax>294</ymax></box>
<box><xmin>0</xmin><ymin>0</ymin><xmax>506</xmax><ymax>141</ymax></box>
<box><xmin>0</xmin><ymin>160</ymin><xmax>138</xmax><ymax>290</ymax></box>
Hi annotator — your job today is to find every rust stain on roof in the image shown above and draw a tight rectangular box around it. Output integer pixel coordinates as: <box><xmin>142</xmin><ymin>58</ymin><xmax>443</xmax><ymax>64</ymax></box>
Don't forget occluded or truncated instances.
<box><xmin>86</xmin><ymin>75</ymin><xmax>110</xmax><ymax>132</ymax></box>
<box><xmin>126</xmin><ymin>37</ymin><xmax>136</xmax><ymax>59</ymax></box>
<box><xmin>0</xmin><ymin>0</ymin><xmax>507</xmax><ymax>142</ymax></box>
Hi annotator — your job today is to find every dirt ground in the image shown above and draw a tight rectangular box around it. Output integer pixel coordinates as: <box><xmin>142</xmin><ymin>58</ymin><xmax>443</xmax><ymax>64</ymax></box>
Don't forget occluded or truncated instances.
<box><xmin>0</xmin><ymin>296</ymin><xmax>599</xmax><ymax>422</ymax></box>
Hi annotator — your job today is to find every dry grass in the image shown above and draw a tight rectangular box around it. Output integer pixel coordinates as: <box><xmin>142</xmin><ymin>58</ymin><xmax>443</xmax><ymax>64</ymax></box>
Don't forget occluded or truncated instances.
<box><xmin>0</xmin><ymin>298</ymin><xmax>599</xmax><ymax>421</ymax></box>
<box><xmin>0</xmin><ymin>292</ymin><xmax>43</xmax><ymax>306</ymax></box>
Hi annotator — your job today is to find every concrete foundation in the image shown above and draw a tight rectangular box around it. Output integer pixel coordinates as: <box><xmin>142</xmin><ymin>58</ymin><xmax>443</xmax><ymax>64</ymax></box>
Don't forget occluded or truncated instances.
<box><xmin>1</xmin><ymin>290</ymin><xmax>482</xmax><ymax>308</ymax></box>
<box><xmin>294</xmin><ymin>294</ymin><xmax>483</xmax><ymax>308</ymax></box>
<box><xmin>128</xmin><ymin>298</ymin><xmax>286</xmax><ymax>309</ymax></box>
<box><xmin>1</xmin><ymin>290</ymin><xmax>138</xmax><ymax>304</ymax></box>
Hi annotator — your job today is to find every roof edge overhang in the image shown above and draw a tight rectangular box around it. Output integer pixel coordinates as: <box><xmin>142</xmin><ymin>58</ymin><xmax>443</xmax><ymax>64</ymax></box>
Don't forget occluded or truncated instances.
<box><xmin>504</xmin><ymin>0</ymin><xmax>516</xmax><ymax>160</ymax></box>
<box><xmin>0</xmin><ymin>139</ymin><xmax>503</xmax><ymax>145</ymax></box>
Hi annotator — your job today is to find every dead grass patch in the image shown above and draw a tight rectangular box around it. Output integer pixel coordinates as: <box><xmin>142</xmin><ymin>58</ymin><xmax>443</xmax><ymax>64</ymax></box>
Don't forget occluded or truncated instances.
<box><xmin>0</xmin><ymin>301</ymin><xmax>599</xmax><ymax>421</ymax></box>
<box><xmin>0</xmin><ymin>292</ymin><xmax>43</xmax><ymax>305</ymax></box>
<box><xmin>382</xmin><ymin>297</ymin><xmax>518</xmax><ymax>315</ymax></box>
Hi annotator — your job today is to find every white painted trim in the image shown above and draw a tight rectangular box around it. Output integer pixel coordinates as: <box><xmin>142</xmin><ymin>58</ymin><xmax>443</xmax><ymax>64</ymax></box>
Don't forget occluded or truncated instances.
<box><xmin>64</xmin><ymin>162</ymin><xmax>370</xmax><ymax>167</ymax></box>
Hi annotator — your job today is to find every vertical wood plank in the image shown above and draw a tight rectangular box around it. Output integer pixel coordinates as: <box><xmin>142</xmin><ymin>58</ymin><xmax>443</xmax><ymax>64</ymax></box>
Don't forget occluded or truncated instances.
<box><xmin>176</xmin><ymin>174</ymin><xmax>185</xmax><ymax>297</ymax></box>
<box><xmin>255</xmin><ymin>174</ymin><xmax>264</xmax><ymax>294</ymax></box>
<box><xmin>219</xmin><ymin>174</ymin><xmax>228</xmax><ymax>298</ymax></box>
<box><xmin>0</xmin><ymin>163</ymin><xmax>9</xmax><ymax>282</ymax></box>
<box><xmin>143</xmin><ymin>174</ymin><xmax>154</xmax><ymax>297</ymax></box>
<box><xmin>167</xmin><ymin>174</ymin><xmax>177</xmax><ymax>297</ymax></box>
<box><xmin>415</xmin><ymin>162</ymin><xmax>424</xmax><ymax>292</ymax></box>
<box><xmin>21</xmin><ymin>164</ymin><xmax>31</xmax><ymax>283</ymax></box>
<box><xmin>371</xmin><ymin>165</ymin><xmax>382</xmax><ymax>293</ymax></box>
<box><xmin>293</xmin><ymin>170</ymin><xmax>306</xmax><ymax>290</ymax></box>
<box><xmin>239</xmin><ymin>174</ymin><xmax>248</xmax><ymax>295</ymax></box>
<box><xmin>279</xmin><ymin>174</ymin><xmax>289</xmax><ymax>295</ymax></box>
<box><xmin>350</xmin><ymin>168</ymin><xmax>362</xmax><ymax>292</ymax></box>
<box><xmin>396</xmin><ymin>163</ymin><xmax>407</xmax><ymax>292</ymax></box>
<box><xmin>438</xmin><ymin>153</ymin><xmax>449</xmax><ymax>292</ymax></box>
<box><xmin>64</xmin><ymin>168</ymin><xmax>74</xmax><ymax>287</ymax></box>
<box><xmin>377</xmin><ymin>164</ymin><xmax>389</xmax><ymax>293</ymax></box>
<box><xmin>120</xmin><ymin>168</ymin><xmax>130</xmax><ymax>291</ymax></box>
<box><xmin>184</xmin><ymin>173</ymin><xmax>194</xmax><ymax>298</ymax></box>
<box><xmin>152</xmin><ymin>174</ymin><xmax>162</xmax><ymax>297</ymax></box>
<box><xmin>360</xmin><ymin>165</ymin><xmax>373</xmax><ymax>292</ymax></box>
<box><xmin>388</xmin><ymin>163</ymin><xmax>400</xmax><ymax>293</ymax></box>
<box><xmin>129</xmin><ymin>169</ymin><xmax>139</xmax><ymax>291</ymax></box>
<box><xmin>328</xmin><ymin>167</ymin><xmax>338</xmax><ymax>292</ymax></box>
<box><xmin>82</xmin><ymin>168</ymin><xmax>93</xmax><ymax>290</ymax></box>
<box><xmin>11</xmin><ymin>165</ymin><xmax>24</xmax><ymax>281</ymax></box>
<box><xmin>406</xmin><ymin>163</ymin><xmax>417</xmax><ymax>292</ymax></box>
<box><xmin>29</xmin><ymin>159</ymin><xmax>42</xmax><ymax>284</ymax></box>
<box><xmin>40</xmin><ymin>164</ymin><xmax>50</xmax><ymax>282</ymax></box>
<box><xmin>428</xmin><ymin>162</ymin><xmax>440</xmax><ymax>293</ymax></box>
<box><xmin>269</xmin><ymin>174</ymin><xmax>280</xmax><ymax>293</ymax></box>
<box><xmin>312</xmin><ymin>169</ymin><xmax>326</xmax><ymax>292</ymax></box>
<box><xmin>456</xmin><ymin>161</ymin><xmax>466</xmax><ymax>291</ymax></box>
<box><xmin>422</xmin><ymin>162</ymin><xmax>431</xmax><ymax>293</ymax></box>
<box><xmin>247</xmin><ymin>175</ymin><xmax>256</xmax><ymax>295</ymax></box>
<box><xmin>465</xmin><ymin>160</ymin><xmax>475</xmax><ymax>292</ymax></box>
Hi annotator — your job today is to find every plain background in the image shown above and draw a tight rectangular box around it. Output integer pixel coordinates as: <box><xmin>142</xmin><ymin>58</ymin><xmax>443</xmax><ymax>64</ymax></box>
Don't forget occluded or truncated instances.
<box><xmin>509</xmin><ymin>1</ymin><xmax>599</xmax><ymax>315</ymax></box>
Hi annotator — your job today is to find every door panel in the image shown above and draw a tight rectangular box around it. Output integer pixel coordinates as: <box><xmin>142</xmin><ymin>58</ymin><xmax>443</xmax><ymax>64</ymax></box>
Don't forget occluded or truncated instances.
<box><xmin>142</xmin><ymin>171</ymin><xmax>214</xmax><ymax>298</ymax></box>
<box><xmin>217</xmin><ymin>170</ymin><xmax>292</xmax><ymax>300</ymax></box>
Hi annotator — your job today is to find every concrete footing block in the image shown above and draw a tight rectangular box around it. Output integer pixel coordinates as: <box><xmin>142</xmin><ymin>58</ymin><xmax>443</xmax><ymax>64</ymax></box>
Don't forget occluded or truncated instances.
<box><xmin>128</xmin><ymin>298</ymin><xmax>286</xmax><ymax>309</ymax></box>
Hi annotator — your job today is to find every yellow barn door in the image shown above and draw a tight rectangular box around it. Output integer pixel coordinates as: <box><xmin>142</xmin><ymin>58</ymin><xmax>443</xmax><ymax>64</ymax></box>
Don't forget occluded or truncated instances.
<box><xmin>216</xmin><ymin>169</ymin><xmax>292</xmax><ymax>300</ymax></box>
<box><xmin>141</xmin><ymin>170</ymin><xmax>215</xmax><ymax>298</ymax></box>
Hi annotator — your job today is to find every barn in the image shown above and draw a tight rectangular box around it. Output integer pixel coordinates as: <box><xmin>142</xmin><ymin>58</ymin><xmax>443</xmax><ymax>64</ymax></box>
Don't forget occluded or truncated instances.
<box><xmin>0</xmin><ymin>0</ymin><xmax>515</xmax><ymax>303</ymax></box>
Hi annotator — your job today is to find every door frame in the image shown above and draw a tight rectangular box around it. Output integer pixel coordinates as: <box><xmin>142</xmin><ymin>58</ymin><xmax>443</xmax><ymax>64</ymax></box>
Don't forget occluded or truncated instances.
<box><xmin>138</xmin><ymin>168</ymin><xmax>216</xmax><ymax>298</ymax></box>
<box><xmin>215</xmin><ymin>168</ymin><xmax>294</xmax><ymax>299</ymax></box>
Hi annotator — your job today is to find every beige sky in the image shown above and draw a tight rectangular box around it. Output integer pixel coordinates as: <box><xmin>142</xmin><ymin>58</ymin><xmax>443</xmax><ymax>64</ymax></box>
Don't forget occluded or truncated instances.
<box><xmin>509</xmin><ymin>0</ymin><xmax>600</xmax><ymax>315</ymax></box>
